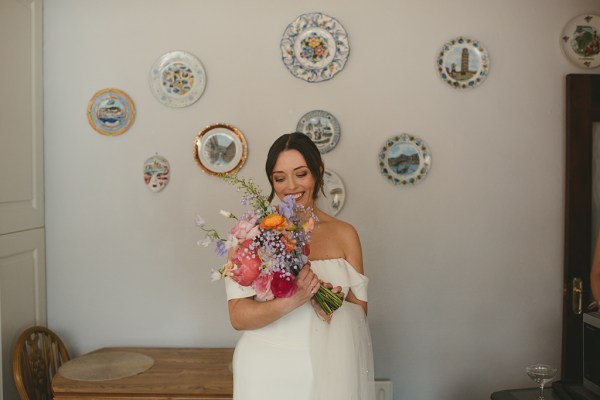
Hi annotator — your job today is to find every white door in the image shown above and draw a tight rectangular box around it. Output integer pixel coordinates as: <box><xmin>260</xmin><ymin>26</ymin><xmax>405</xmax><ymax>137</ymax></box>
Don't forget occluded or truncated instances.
<box><xmin>0</xmin><ymin>0</ymin><xmax>46</xmax><ymax>398</ymax></box>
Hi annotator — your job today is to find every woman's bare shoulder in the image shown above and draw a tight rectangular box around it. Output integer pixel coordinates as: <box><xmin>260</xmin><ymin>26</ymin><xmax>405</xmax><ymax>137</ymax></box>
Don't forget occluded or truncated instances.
<box><xmin>319</xmin><ymin>215</ymin><xmax>363</xmax><ymax>271</ymax></box>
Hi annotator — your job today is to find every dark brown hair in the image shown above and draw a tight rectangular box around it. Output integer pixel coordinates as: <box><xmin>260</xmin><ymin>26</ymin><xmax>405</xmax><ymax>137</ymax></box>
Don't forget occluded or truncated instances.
<box><xmin>265</xmin><ymin>132</ymin><xmax>324</xmax><ymax>202</ymax></box>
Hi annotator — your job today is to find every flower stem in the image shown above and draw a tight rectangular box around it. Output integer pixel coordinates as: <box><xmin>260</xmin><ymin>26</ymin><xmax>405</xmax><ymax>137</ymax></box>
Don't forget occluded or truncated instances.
<box><xmin>313</xmin><ymin>285</ymin><xmax>344</xmax><ymax>315</ymax></box>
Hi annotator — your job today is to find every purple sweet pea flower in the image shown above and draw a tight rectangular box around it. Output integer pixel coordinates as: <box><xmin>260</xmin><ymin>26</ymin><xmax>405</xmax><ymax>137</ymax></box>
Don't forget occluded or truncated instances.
<box><xmin>215</xmin><ymin>241</ymin><xmax>228</xmax><ymax>256</ymax></box>
<box><xmin>279</xmin><ymin>195</ymin><xmax>296</xmax><ymax>219</ymax></box>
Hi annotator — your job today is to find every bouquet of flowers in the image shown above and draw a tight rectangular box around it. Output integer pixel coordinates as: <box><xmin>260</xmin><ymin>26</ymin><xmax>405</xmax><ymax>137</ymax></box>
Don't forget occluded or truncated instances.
<box><xmin>197</xmin><ymin>175</ymin><xmax>344</xmax><ymax>315</ymax></box>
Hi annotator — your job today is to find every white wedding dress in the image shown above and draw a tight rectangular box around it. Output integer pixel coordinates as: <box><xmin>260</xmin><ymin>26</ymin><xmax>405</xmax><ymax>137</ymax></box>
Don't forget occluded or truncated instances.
<box><xmin>225</xmin><ymin>258</ymin><xmax>374</xmax><ymax>400</ymax></box>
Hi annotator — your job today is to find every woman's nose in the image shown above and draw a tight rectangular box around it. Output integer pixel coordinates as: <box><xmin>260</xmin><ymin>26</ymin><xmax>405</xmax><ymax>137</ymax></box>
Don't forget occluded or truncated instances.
<box><xmin>285</xmin><ymin>176</ymin><xmax>298</xmax><ymax>190</ymax></box>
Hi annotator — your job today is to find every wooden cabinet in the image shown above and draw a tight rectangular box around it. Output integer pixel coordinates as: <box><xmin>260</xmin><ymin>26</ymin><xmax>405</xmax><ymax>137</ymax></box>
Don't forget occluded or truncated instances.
<box><xmin>0</xmin><ymin>1</ymin><xmax>46</xmax><ymax>399</ymax></box>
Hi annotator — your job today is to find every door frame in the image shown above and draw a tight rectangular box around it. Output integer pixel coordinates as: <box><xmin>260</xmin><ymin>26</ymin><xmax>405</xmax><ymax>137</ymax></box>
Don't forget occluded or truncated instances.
<box><xmin>562</xmin><ymin>73</ymin><xmax>600</xmax><ymax>383</ymax></box>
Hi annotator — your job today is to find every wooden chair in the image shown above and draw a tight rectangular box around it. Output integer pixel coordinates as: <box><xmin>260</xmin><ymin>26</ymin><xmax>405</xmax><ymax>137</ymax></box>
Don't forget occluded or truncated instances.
<box><xmin>12</xmin><ymin>326</ymin><xmax>70</xmax><ymax>400</ymax></box>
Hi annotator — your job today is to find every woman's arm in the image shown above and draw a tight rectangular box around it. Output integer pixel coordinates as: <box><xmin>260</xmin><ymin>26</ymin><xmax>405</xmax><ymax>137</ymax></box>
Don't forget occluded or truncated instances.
<box><xmin>228</xmin><ymin>264</ymin><xmax>320</xmax><ymax>330</ymax></box>
<box><xmin>592</xmin><ymin>234</ymin><xmax>600</xmax><ymax>304</ymax></box>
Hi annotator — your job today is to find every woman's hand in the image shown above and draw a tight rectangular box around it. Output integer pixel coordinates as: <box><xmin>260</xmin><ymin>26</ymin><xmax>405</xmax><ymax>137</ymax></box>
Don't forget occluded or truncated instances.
<box><xmin>311</xmin><ymin>282</ymin><xmax>342</xmax><ymax>323</ymax></box>
<box><xmin>284</xmin><ymin>263</ymin><xmax>321</xmax><ymax>308</ymax></box>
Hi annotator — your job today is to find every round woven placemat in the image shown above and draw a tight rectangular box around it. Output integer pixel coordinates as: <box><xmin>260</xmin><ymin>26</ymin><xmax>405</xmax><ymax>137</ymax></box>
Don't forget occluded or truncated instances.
<box><xmin>58</xmin><ymin>351</ymin><xmax>154</xmax><ymax>381</ymax></box>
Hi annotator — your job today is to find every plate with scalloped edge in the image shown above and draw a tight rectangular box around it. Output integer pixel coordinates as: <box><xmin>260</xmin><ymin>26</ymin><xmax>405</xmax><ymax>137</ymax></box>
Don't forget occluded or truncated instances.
<box><xmin>560</xmin><ymin>13</ymin><xmax>600</xmax><ymax>69</ymax></box>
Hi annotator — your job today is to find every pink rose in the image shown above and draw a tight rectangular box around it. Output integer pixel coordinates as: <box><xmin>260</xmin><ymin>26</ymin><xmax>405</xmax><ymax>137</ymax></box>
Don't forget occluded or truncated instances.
<box><xmin>231</xmin><ymin>215</ymin><xmax>260</xmax><ymax>241</ymax></box>
<box><xmin>271</xmin><ymin>271</ymin><xmax>297</xmax><ymax>298</ymax></box>
<box><xmin>229</xmin><ymin>241</ymin><xmax>261</xmax><ymax>286</ymax></box>
<box><xmin>251</xmin><ymin>272</ymin><xmax>274</xmax><ymax>301</ymax></box>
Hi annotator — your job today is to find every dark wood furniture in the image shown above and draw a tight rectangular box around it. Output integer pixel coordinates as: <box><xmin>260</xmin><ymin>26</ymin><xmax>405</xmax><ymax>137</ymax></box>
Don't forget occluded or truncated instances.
<box><xmin>492</xmin><ymin>383</ymin><xmax>600</xmax><ymax>400</ymax></box>
<box><xmin>563</xmin><ymin>74</ymin><xmax>600</xmax><ymax>382</ymax></box>
<box><xmin>52</xmin><ymin>347</ymin><xmax>234</xmax><ymax>400</ymax></box>
<box><xmin>491</xmin><ymin>388</ymin><xmax>559</xmax><ymax>400</ymax></box>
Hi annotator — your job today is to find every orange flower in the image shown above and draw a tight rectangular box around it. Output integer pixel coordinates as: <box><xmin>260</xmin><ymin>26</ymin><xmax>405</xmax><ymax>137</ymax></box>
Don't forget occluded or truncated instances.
<box><xmin>303</xmin><ymin>217</ymin><xmax>315</xmax><ymax>233</ymax></box>
<box><xmin>260</xmin><ymin>214</ymin><xmax>288</xmax><ymax>230</ymax></box>
<box><xmin>281</xmin><ymin>234</ymin><xmax>297</xmax><ymax>253</ymax></box>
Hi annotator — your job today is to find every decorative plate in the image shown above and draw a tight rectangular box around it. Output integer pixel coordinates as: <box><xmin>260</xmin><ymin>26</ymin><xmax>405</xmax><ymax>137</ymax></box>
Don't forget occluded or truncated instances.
<box><xmin>87</xmin><ymin>88</ymin><xmax>135</xmax><ymax>136</ymax></box>
<box><xmin>379</xmin><ymin>133</ymin><xmax>431</xmax><ymax>186</ymax></box>
<box><xmin>561</xmin><ymin>14</ymin><xmax>600</xmax><ymax>69</ymax></box>
<box><xmin>149</xmin><ymin>51</ymin><xmax>206</xmax><ymax>107</ymax></box>
<box><xmin>143</xmin><ymin>154</ymin><xmax>170</xmax><ymax>193</ymax></box>
<box><xmin>436</xmin><ymin>36</ymin><xmax>489</xmax><ymax>89</ymax></box>
<box><xmin>280</xmin><ymin>12</ymin><xmax>350</xmax><ymax>82</ymax></box>
<box><xmin>296</xmin><ymin>110</ymin><xmax>341</xmax><ymax>153</ymax></box>
<box><xmin>193</xmin><ymin>123</ymin><xmax>247</xmax><ymax>176</ymax></box>
<box><xmin>317</xmin><ymin>168</ymin><xmax>346</xmax><ymax>216</ymax></box>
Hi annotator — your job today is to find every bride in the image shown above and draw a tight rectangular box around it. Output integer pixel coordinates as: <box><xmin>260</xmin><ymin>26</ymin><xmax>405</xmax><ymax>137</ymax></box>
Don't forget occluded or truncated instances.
<box><xmin>225</xmin><ymin>132</ymin><xmax>374</xmax><ymax>400</ymax></box>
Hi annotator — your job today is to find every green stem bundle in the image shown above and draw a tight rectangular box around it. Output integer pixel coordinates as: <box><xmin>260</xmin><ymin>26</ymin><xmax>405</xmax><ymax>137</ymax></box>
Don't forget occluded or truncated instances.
<box><xmin>313</xmin><ymin>285</ymin><xmax>345</xmax><ymax>315</ymax></box>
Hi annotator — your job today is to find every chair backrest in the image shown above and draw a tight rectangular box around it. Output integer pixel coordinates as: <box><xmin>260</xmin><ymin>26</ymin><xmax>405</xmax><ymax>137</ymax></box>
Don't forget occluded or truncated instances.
<box><xmin>12</xmin><ymin>326</ymin><xmax>70</xmax><ymax>400</ymax></box>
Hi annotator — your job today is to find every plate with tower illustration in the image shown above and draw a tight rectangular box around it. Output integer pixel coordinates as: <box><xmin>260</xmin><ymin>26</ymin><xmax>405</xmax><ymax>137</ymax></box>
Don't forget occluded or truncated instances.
<box><xmin>436</xmin><ymin>36</ymin><xmax>489</xmax><ymax>89</ymax></box>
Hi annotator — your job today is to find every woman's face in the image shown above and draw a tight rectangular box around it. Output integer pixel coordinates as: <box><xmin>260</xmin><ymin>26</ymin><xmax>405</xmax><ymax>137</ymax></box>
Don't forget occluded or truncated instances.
<box><xmin>271</xmin><ymin>149</ymin><xmax>316</xmax><ymax>208</ymax></box>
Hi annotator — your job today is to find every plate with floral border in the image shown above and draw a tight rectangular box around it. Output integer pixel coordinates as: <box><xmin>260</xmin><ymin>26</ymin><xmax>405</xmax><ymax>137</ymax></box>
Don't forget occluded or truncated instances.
<box><xmin>87</xmin><ymin>88</ymin><xmax>135</xmax><ymax>136</ymax></box>
<box><xmin>149</xmin><ymin>50</ymin><xmax>207</xmax><ymax>107</ymax></box>
<box><xmin>316</xmin><ymin>168</ymin><xmax>346</xmax><ymax>216</ymax></box>
<box><xmin>296</xmin><ymin>110</ymin><xmax>341</xmax><ymax>153</ymax></box>
<box><xmin>280</xmin><ymin>12</ymin><xmax>350</xmax><ymax>82</ymax></box>
<box><xmin>561</xmin><ymin>14</ymin><xmax>600</xmax><ymax>69</ymax></box>
<box><xmin>436</xmin><ymin>36</ymin><xmax>490</xmax><ymax>89</ymax></box>
<box><xmin>379</xmin><ymin>133</ymin><xmax>431</xmax><ymax>186</ymax></box>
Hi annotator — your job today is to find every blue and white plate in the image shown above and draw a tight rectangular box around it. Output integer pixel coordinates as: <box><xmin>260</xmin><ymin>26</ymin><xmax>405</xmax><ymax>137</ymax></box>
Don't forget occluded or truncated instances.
<box><xmin>87</xmin><ymin>88</ymin><xmax>135</xmax><ymax>136</ymax></box>
<box><xmin>379</xmin><ymin>134</ymin><xmax>431</xmax><ymax>186</ymax></box>
<box><xmin>317</xmin><ymin>168</ymin><xmax>346</xmax><ymax>216</ymax></box>
<box><xmin>281</xmin><ymin>13</ymin><xmax>350</xmax><ymax>82</ymax></box>
<box><xmin>296</xmin><ymin>110</ymin><xmax>341</xmax><ymax>153</ymax></box>
<box><xmin>436</xmin><ymin>36</ymin><xmax>489</xmax><ymax>89</ymax></box>
<box><xmin>149</xmin><ymin>51</ymin><xmax>206</xmax><ymax>107</ymax></box>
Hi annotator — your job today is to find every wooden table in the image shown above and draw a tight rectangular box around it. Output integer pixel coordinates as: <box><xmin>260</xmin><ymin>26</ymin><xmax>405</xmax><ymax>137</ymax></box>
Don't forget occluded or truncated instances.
<box><xmin>52</xmin><ymin>347</ymin><xmax>234</xmax><ymax>399</ymax></box>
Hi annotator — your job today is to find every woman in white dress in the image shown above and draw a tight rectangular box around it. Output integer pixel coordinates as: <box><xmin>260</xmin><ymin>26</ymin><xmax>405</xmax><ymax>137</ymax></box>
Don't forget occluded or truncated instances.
<box><xmin>226</xmin><ymin>132</ymin><xmax>374</xmax><ymax>400</ymax></box>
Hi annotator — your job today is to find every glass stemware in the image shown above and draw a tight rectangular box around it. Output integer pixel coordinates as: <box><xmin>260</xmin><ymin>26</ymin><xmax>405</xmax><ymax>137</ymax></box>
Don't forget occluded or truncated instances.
<box><xmin>526</xmin><ymin>364</ymin><xmax>558</xmax><ymax>400</ymax></box>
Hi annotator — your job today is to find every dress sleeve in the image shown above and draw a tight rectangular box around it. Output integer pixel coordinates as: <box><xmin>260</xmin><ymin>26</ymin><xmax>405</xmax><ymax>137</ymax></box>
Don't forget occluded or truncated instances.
<box><xmin>310</xmin><ymin>259</ymin><xmax>369</xmax><ymax>302</ymax></box>
<box><xmin>347</xmin><ymin>267</ymin><xmax>369</xmax><ymax>302</ymax></box>
<box><xmin>225</xmin><ymin>278</ymin><xmax>256</xmax><ymax>300</ymax></box>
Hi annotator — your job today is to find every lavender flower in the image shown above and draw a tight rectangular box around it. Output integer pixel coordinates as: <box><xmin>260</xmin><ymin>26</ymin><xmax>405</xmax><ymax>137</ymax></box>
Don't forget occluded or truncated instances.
<box><xmin>279</xmin><ymin>195</ymin><xmax>297</xmax><ymax>219</ymax></box>
<box><xmin>215</xmin><ymin>241</ymin><xmax>228</xmax><ymax>256</ymax></box>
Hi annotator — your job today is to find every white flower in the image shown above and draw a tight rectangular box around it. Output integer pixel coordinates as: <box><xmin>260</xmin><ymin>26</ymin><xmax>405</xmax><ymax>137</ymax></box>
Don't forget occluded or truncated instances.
<box><xmin>194</xmin><ymin>215</ymin><xmax>206</xmax><ymax>227</ymax></box>
<box><xmin>219</xmin><ymin>210</ymin><xmax>234</xmax><ymax>218</ymax></box>
<box><xmin>197</xmin><ymin>237</ymin><xmax>212</xmax><ymax>247</ymax></box>
<box><xmin>210</xmin><ymin>269</ymin><xmax>223</xmax><ymax>282</ymax></box>
<box><xmin>224</xmin><ymin>234</ymin><xmax>239</xmax><ymax>249</ymax></box>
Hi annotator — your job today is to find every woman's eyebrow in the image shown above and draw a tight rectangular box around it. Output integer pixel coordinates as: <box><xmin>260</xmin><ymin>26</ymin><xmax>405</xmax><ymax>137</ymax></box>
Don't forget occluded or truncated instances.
<box><xmin>272</xmin><ymin>166</ymin><xmax>308</xmax><ymax>174</ymax></box>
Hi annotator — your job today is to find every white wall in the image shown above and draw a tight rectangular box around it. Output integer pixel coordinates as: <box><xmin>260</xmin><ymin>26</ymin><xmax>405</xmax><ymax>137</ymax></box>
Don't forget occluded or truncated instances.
<box><xmin>44</xmin><ymin>1</ymin><xmax>598</xmax><ymax>399</ymax></box>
